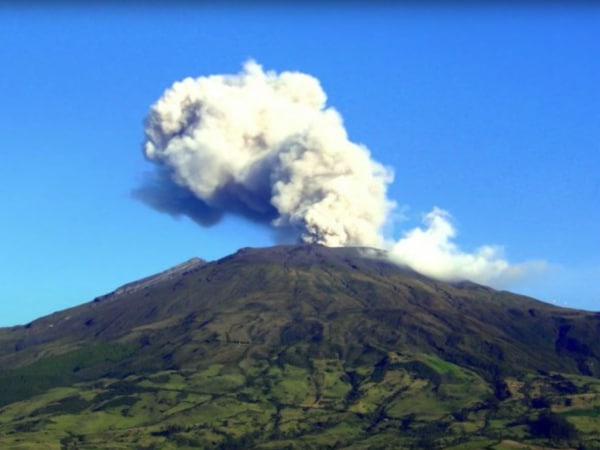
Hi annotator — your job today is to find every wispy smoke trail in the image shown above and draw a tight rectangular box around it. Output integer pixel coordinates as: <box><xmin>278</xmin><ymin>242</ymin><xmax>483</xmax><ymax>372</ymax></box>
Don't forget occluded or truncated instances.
<box><xmin>389</xmin><ymin>208</ymin><xmax>546</xmax><ymax>286</ymax></box>
<box><xmin>137</xmin><ymin>60</ymin><xmax>544</xmax><ymax>286</ymax></box>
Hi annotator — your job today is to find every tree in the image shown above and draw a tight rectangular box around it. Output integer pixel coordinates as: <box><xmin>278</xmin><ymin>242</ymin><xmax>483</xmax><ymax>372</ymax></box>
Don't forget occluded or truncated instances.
<box><xmin>529</xmin><ymin>411</ymin><xmax>578</xmax><ymax>441</ymax></box>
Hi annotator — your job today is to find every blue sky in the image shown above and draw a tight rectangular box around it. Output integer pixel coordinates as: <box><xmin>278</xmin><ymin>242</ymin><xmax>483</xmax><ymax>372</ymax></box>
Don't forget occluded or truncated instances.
<box><xmin>1</xmin><ymin>5</ymin><xmax>599</xmax><ymax>326</ymax></box>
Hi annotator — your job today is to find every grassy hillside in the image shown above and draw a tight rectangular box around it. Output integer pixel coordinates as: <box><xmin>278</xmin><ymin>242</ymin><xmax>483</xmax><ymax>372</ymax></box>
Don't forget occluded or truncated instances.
<box><xmin>1</xmin><ymin>350</ymin><xmax>599</xmax><ymax>449</ymax></box>
<box><xmin>0</xmin><ymin>245</ymin><xmax>599</xmax><ymax>448</ymax></box>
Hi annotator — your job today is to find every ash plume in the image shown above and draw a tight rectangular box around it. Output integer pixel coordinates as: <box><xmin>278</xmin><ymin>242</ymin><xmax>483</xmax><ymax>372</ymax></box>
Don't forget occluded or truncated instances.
<box><xmin>137</xmin><ymin>60</ymin><xmax>544</xmax><ymax>286</ymax></box>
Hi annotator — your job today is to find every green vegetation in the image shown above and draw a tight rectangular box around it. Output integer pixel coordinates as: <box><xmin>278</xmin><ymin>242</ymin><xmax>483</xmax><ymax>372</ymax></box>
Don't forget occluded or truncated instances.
<box><xmin>1</xmin><ymin>244</ymin><xmax>599</xmax><ymax>448</ymax></box>
<box><xmin>0</xmin><ymin>343</ymin><xmax>136</xmax><ymax>406</ymax></box>
<box><xmin>1</xmin><ymin>351</ymin><xmax>599</xmax><ymax>449</ymax></box>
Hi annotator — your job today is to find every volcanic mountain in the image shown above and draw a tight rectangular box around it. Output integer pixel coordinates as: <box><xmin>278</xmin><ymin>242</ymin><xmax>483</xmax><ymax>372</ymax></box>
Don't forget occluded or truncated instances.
<box><xmin>1</xmin><ymin>245</ymin><xmax>599</xmax><ymax>449</ymax></box>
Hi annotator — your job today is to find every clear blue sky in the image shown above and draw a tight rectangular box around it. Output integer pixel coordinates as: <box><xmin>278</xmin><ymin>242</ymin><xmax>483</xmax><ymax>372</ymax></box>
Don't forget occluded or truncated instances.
<box><xmin>1</xmin><ymin>4</ymin><xmax>599</xmax><ymax>326</ymax></box>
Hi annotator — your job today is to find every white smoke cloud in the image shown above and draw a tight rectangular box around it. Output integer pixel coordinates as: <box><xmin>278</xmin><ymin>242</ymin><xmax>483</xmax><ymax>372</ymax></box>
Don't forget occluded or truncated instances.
<box><xmin>142</xmin><ymin>60</ymin><xmax>394</xmax><ymax>247</ymax></box>
<box><xmin>388</xmin><ymin>208</ymin><xmax>547</xmax><ymax>286</ymax></box>
<box><xmin>139</xmin><ymin>60</ymin><xmax>544</xmax><ymax>287</ymax></box>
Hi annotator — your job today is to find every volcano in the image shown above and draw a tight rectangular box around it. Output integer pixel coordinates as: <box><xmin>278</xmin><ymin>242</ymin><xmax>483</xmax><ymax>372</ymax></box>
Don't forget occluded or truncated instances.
<box><xmin>1</xmin><ymin>245</ymin><xmax>599</xmax><ymax>449</ymax></box>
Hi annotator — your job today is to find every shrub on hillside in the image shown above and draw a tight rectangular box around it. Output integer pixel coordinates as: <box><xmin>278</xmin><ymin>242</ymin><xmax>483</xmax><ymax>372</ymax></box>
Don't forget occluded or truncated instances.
<box><xmin>529</xmin><ymin>411</ymin><xmax>577</xmax><ymax>440</ymax></box>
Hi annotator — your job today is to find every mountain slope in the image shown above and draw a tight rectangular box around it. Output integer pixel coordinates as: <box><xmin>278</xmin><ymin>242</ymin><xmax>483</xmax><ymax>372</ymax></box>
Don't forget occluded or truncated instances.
<box><xmin>3</xmin><ymin>244</ymin><xmax>598</xmax><ymax>379</ymax></box>
<box><xmin>0</xmin><ymin>244</ymin><xmax>599</xmax><ymax>449</ymax></box>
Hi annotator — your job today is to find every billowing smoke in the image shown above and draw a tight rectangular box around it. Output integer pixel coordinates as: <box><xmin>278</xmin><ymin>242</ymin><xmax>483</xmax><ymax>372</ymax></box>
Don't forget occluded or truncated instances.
<box><xmin>137</xmin><ymin>60</ymin><xmax>543</xmax><ymax>286</ymax></box>
<box><xmin>139</xmin><ymin>60</ymin><xmax>393</xmax><ymax>247</ymax></box>
<box><xmin>389</xmin><ymin>208</ymin><xmax>546</xmax><ymax>286</ymax></box>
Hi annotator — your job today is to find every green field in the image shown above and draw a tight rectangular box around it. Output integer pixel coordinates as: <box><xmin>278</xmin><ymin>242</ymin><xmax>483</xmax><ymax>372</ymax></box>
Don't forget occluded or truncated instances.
<box><xmin>1</xmin><ymin>348</ymin><xmax>599</xmax><ymax>449</ymax></box>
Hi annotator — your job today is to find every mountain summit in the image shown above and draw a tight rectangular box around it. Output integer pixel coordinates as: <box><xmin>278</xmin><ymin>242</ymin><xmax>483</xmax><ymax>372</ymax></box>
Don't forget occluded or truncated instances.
<box><xmin>1</xmin><ymin>245</ymin><xmax>599</xmax><ymax>449</ymax></box>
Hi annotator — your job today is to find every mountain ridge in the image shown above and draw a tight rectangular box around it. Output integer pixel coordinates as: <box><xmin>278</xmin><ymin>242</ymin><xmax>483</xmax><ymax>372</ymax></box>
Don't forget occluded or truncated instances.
<box><xmin>2</xmin><ymin>244</ymin><xmax>598</xmax><ymax>378</ymax></box>
<box><xmin>1</xmin><ymin>244</ymin><xmax>600</xmax><ymax>449</ymax></box>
